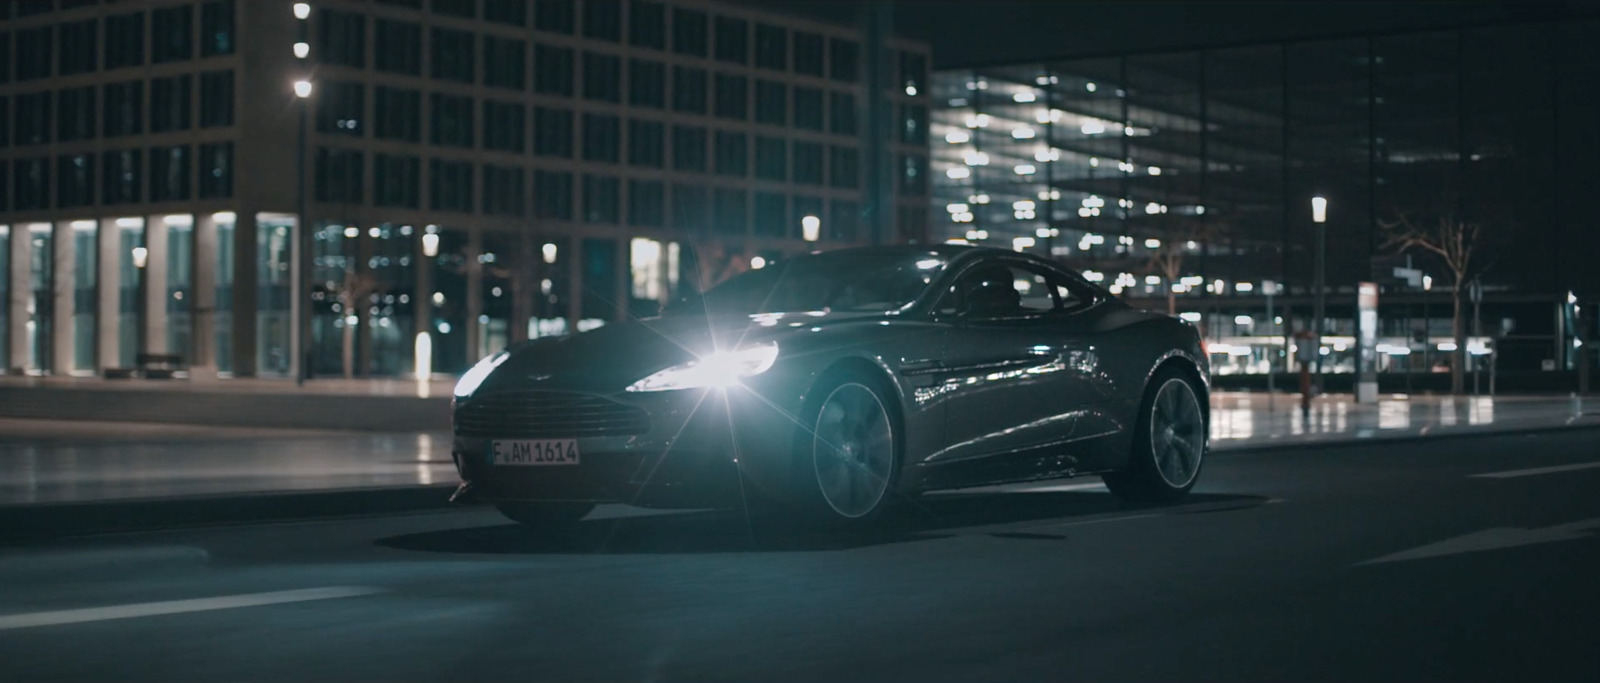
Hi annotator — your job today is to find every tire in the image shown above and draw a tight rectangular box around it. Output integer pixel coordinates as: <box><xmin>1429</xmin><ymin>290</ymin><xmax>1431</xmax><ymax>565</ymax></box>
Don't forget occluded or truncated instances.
<box><xmin>789</xmin><ymin>372</ymin><xmax>904</xmax><ymax>526</ymax></box>
<box><xmin>495</xmin><ymin>502</ymin><xmax>595</xmax><ymax>532</ymax></box>
<box><xmin>1103</xmin><ymin>366</ymin><xmax>1207</xmax><ymax>504</ymax></box>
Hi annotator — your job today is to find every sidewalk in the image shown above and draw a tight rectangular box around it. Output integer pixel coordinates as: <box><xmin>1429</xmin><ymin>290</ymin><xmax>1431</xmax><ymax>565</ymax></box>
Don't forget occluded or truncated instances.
<box><xmin>1209</xmin><ymin>392</ymin><xmax>1598</xmax><ymax>450</ymax></box>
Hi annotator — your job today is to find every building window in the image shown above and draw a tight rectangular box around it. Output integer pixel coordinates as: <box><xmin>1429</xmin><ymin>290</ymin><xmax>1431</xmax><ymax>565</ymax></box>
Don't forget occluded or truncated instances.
<box><xmin>200</xmin><ymin>70</ymin><xmax>234</xmax><ymax>128</ymax></box>
<box><xmin>484</xmin><ymin>0</ymin><xmax>528</xmax><ymax>25</ymax></box>
<box><xmin>829</xmin><ymin>200</ymin><xmax>859</xmax><ymax>241</ymax></box>
<box><xmin>483</xmin><ymin>165</ymin><xmax>526</xmax><ymax>216</ymax></box>
<box><xmin>0</xmin><ymin>96</ymin><xmax>8</xmax><ymax>146</ymax></box>
<box><xmin>152</xmin><ymin>5</ymin><xmax>194</xmax><ymax>63</ymax></box>
<box><xmin>583</xmin><ymin>0</ymin><xmax>622</xmax><ymax>42</ymax></box>
<box><xmin>755</xmin><ymin>137</ymin><xmax>785</xmax><ymax>181</ymax></box>
<box><xmin>431</xmin><ymin>0</ymin><xmax>476</xmax><ymax>19</ymax></box>
<box><xmin>794</xmin><ymin>87</ymin><xmax>823</xmax><ymax>131</ymax></box>
<box><xmin>101</xmin><ymin>149</ymin><xmax>141</xmax><ymax>206</ymax></box>
<box><xmin>794</xmin><ymin>32</ymin><xmax>824</xmax><ymax>77</ymax></box>
<box><xmin>628</xmin><ymin>180</ymin><xmax>664</xmax><ymax>227</ymax></box>
<box><xmin>829</xmin><ymin>146</ymin><xmax>859</xmax><ymax>189</ymax></box>
<box><xmin>482</xmin><ymin>100</ymin><xmax>525</xmax><ymax>153</ymax></box>
<box><xmin>430</xmin><ymin>93</ymin><xmax>473</xmax><ymax>147</ymax></box>
<box><xmin>899</xmin><ymin>153</ymin><xmax>927</xmax><ymax>196</ymax></box>
<box><xmin>317</xmin><ymin>82</ymin><xmax>365</xmax><ymax>137</ymax></box>
<box><xmin>58</xmin><ymin>20</ymin><xmax>97</xmax><ymax>76</ymax></box>
<box><xmin>714</xmin><ymin>74</ymin><xmax>747</xmax><ymax>120</ymax></box>
<box><xmin>105</xmin><ymin>12</ymin><xmax>144</xmax><ymax>70</ymax></box>
<box><xmin>375</xmin><ymin>20</ymin><xmax>422</xmax><ymax>75</ymax></box>
<box><xmin>755</xmin><ymin>81</ymin><xmax>786</xmax><ymax>126</ymax></box>
<box><xmin>14</xmin><ymin>157</ymin><xmax>49</xmax><ymax>211</ymax></box>
<box><xmin>900</xmin><ymin>51</ymin><xmax>927</xmax><ymax>97</ymax></box>
<box><xmin>901</xmin><ymin>104</ymin><xmax>927</xmax><ymax>144</ymax></box>
<box><xmin>535</xmin><ymin>0</ymin><xmax>575</xmax><ymax>34</ymax></box>
<box><xmin>583</xmin><ymin>52</ymin><xmax>622</xmax><ymax>102</ymax></box>
<box><xmin>150</xmin><ymin>145</ymin><xmax>191</xmax><ymax>202</ymax></box>
<box><xmin>16</xmin><ymin>27</ymin><xmax>52</xmax><ymax>81</ymax></box>
<box><xmin>315</xmin><ymin>148</ymin><xmax>363</xmax><ymax>204</ymax></box>
<box><xmin>672</xmin><ymin>126</ymin><xmax>707</xmax><ymax>173</ymax></box>
<box><xmin>830</xmin><ymin>92</ymin><xmax>857</xmax><ymax>135</ymax></box>
<box><xmin>200</xmin><ymin>0</ymin><xmax>235</xmax><ymax>57</ymax></box>
<box><xmin>534</xmin><ymin>107</ymin><xmax>574</xmax><ymax>157</ymax></box>
<box><xmin>56</xmin><ymin>86</ymin><xmax>95</xmax><ymax>142</ymax></box>
<box><xmin>15</xmin><ymin>1</ymin><xmax>52</xmax><ymax>17</ymax></box>
<box><xmin>582</xmin><ymin>113</ymin><xmax>621</xmax><ymax>163</ymax></box>
<box><xmin>318</xmin><ymin>10</ymin><xmax>366</xmax><ymax>68</ymax></box>
<box><xmin>582</xmin><ymin>174</ymin><xmax>620</xmax><ymax>224</ymax></box>
<box><xmin>755</xmin><ymin>24</ymin><xmax>786</xmax><ymax>71</ymax></box>
<box><xmin>629</xmin><ymin>59</ymin><xmax>666</xmax><ymax>108</ymax></box>
<box><xmin>672</xmin><ymin>8</ymin><xmax>707</xmax><ymax>57</ymax></box>
<box><xmin>671</xmin><ymin>185</ymin><xmax>707</xmax><ymax>232</ymax></box>
<box><xmin>534</xmin><ymin>170</ymin><xmax>573</xmax><ymax>219</ymax></box>
<box><xmin>375</xmin><ymin>87</ymin><xmax>421</xmax><ymax>142</ymax></box>
<box><xmin>150</xmin><ymin>75</ymin><xmax>192</xmax><ymax>133</ymax></box>
<box><xmin>373</xmin><ymin>155</ymin><xmax>420</xmax><ymax>208</ymax></box>
<box><xmin>628</xmin><ymin>119</ymin><xmax>664</xmax><ymax>168</ymax></box>
<box><xmin>484</xmin><ymin>37</ymin><xmax>526</xmax><ymax>90</ymax></box>
<box><xmin>16</xmin><ymin>91</ymin><xmax>51</xmax><ymax>145</ymax></box>
<box><xmin>628</xmin><ymin>0</ymin><xmax>665</xmax><ymax>50</ymax></box>
<box><xmin>103</xmin><ymin>81</ymin><xmax>143</xmax><ymax>137</ymax></box>
<box><xmin>535</xmin><ymin>45</ymin><xmax>575</xmax><ymax>96</ymax></box>
<box><xmin>57</xmin><ymin>154</ymin><xmax>94</xmax><ymax>208</ymax></box>
<box><xmin>753</xmin><ymin>192</ymin><xmax>785</xmax><ymax>237</ymax></box>
<box><xmin>714</xmin><ymin>16</ymin><xmax>748</xmax><ymax>64</ymax></box>
<box><xmin>793</xmin><ymin>142</ymin><xmax>822</xmax><ymax>185</ymax></box>
<box><xmin>830</xmin><ymin>39</ymin><xmax>860</xmax><ymax>83</ymax></box>
<box><xmin>432</xmin><ymin>28</ymin><xmax>474</xmax><ymax>83</ymax></box>
<box><xmin>714</xmin><ymin>132</ymin><xmax>747</xmax><ymax>177</ymax></box>
<box><xmin>429</xmin><ymin>159</ymin><xmax>473</xmax><ymax>212</ymax></box>
<box><xmin>376</xmin><ymin>0</ymin><xmax>424</xmax><ymax>7</ymax></box>
<box><xmin>672</xmin><ymin>66</ymin><xmax>707</xmax><ymax>114</ymax></box>
<box><xmin>713</xmin><ymin>188</ymin><xmax>746</xmax><ymax>235</ymax></box>
<box><xmin>199</xmin><ymin>142</ymin><xmax>233</xmax><ymax>198</ymax></box>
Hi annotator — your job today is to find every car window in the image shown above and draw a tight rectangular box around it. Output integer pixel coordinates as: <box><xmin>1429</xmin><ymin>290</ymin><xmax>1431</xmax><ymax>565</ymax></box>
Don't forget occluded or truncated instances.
<box><xmin>937</xmin><ymin>261</ymin><xmax>1063</xmax><ymax>319</ymax></box>
<box><xmin>1048</xmin><ymin>272</ymin><xmax>1097</xmax><ymax>313</ymax></box>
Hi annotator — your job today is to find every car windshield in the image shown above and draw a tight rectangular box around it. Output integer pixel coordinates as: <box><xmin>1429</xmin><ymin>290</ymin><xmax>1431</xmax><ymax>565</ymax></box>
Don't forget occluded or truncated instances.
<box><xmin>664</xmin><ymin>250</ymin><xmax>948</xmax><ymax>316</ymax></box>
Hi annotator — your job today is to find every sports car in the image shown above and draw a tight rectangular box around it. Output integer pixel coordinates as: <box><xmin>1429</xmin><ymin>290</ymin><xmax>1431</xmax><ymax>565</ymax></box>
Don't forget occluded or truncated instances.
<box><xmin>449</xmin><ymin>245</ymin><xmax>1209</xmax><ymax>528</ymax></box>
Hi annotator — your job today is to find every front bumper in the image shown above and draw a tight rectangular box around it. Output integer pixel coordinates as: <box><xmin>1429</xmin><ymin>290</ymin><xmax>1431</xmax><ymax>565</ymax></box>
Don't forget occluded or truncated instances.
<box><xmin>450</xmin><ymin>385</ymin><xmax>800</xmax><ymax>508</ymax></box>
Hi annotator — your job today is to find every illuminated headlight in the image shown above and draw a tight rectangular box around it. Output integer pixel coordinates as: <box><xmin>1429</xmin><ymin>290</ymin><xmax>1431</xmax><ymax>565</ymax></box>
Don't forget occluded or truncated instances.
<box><xmin>626</xmin><ymin>342</ymin><xmax>780</xmax><ymax>393</ymax></box>
<box><xmin>454</xmin><ymin>350</ymin><xmax>510</xmax><ymax>398</ymax></box>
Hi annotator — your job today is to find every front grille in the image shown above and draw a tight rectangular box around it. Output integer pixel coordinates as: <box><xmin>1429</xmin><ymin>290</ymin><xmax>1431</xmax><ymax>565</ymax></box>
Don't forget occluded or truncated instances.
<box><xmin>454</xmin><ymin>391</ymin><xmax>650</xmax><ymax>438</ymax></box>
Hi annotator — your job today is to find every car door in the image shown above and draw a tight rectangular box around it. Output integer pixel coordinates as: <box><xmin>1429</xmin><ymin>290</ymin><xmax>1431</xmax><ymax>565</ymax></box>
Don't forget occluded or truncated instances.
<box><xmin>925</xmin><ymin>258</ymin><xmax>1105</xmax><ymax>474</ymax></box>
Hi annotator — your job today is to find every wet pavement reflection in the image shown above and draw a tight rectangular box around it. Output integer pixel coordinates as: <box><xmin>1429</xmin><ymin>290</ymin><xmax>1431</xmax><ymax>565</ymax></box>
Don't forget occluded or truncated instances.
<box><xmin>1209</xmin><ymin>393</ymin><xmax>1593</xmax><ymax>446</ymax></box>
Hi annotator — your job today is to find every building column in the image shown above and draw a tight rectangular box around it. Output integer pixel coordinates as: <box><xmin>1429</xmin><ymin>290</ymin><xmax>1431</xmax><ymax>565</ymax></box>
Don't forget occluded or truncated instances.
<box><xmin>509</xmin><ymin>231</ymin><xmax>533</xmax><ymax>344</ymax></box>
<box><xmin>565</xmin><ymin>237</ymin><xmax>583</xmax><ymax>332</ymax></box>
<box><xmin>464</xmin><ymin>230</ymin><xmax>483</xmax><ymax>361</ymax></box>
<box><xmin>231</xmin><ymin>211</ymin><xmax>258</xmax><ymax>377</ymax></box>
<box><xmin>143</xmin><ymin>215</ymin><xmax>170</xmax><ymax>355</ymax></box>
<box><xmin>95</xmin><ymin>218</ymin><xmax>121</xmax><ymax>371</ymax></box>
<box><xmin>50</xmin><ymin>221</ymin><xmax>75</xmax><ymax>376</ymax></box>
<box><xmin>6</xmin><ymin>226</ymin><xmax>29</xmax><ymax>372</ymax></box>
<box><xmin>190</xmin><ymin>212</ymin><xmax>219</xmax><ymax>378</ymax></box>
<box><xmin>614</xmin><ymin>237</ymin><xmax>630</xmax><ymax>323</ymax></box>
<box><xmin>414</xmin><ymin>225</ymin><xmax>434</xmax><ymax>377</ymax></box>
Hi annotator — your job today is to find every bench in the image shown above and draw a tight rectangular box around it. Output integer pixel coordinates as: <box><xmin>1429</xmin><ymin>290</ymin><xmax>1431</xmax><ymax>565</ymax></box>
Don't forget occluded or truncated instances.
<box><xmin>135</xmin><ymin>353</ymin><xmax>184</xmax><ymax>379</ymax></box>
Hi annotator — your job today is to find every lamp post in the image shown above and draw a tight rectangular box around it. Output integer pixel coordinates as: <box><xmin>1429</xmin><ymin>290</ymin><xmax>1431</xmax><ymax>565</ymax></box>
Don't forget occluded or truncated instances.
<box><xmin>1311</xmin><ymin>196</ymin><xmax>1327</xmax><ymax>388</ymax></box>
<box><xmin>132</xmin><ymin>246</ymin><xmax>148</xmax><ymax>365</ymax></box>
<box><xmin>293</xmin><ymin>79</ymin><xmax>312</xmax><ymax>385</ymax></box>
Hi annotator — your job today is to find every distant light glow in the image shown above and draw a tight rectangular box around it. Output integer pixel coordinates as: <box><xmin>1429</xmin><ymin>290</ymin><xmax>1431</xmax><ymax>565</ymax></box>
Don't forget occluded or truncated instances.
<box><xmin>1179</xmin><ymin>312</ymin><xmax>1202</xmax><ymax>323</ymax></box>
<box><xmin>1312</xmin><ymin>196</ymin><xmax>1328</xmax><ymax>223</ymax></box>
<box><xmin>1145</xmin><ymin>238</ymin><xmax>1161</xmax><ymax>249</ymax></box>
<box><xmin>1235</xmin><ymin>315</ymin><xmax>1253</xmax><ymax>325</ymax></box>
<box><xmin>947</xmin><ymin>167</ymin><xmax>971</xmax><ymax>179</ymax></box>
<box><xmin>1014</xmin><ymin>164</ymin><xmax>1037</xmax><ymax>175</ymax></box>
<box><xmin>293</xmin><ymin>2</ymin><xmax>311</xmax><ymax>19</ymax></box>
<box><xmin>343</xmin><ymin>226</ymin><xmax>359</xmax><ymax>238</ymax></box>
<box><xmin>945</xmin><ymin>130</ymin><xmax>970</xmax><ymax>144</ymax></box>
<box><xmin>1085</xmin><ymin>82</ymin><xmax>1098</xmax><ymax>92</ymax></box>
<box><xmin>1013</xmin><ymin>91</ymin><xmax>1036</xmax><ymax>103</ymax></box>
<box><xmin>1012</xmin><ymin>236</ymin><xmax>1036</xmax><ymax>251</ymax></box>
<box><xmin>543</xmin><ymin>242</ymin><xmax>559</xmax><ymax>263</ymax></box>
<box><xmin>1235</xmin><ymin>282</ymin><xmax>1255</xmax><ymax>292</ymax></box>
<box><xmin>294</xmin><ymin>80</ymin><xmax>313</xmax><ymax>98</ymax></box>
<box><xmin>1012</xmin><ymin>127</ymin><xmax>1036</xmax><ymax>139</ymax></box>
<box><xmin>802</xmin><ymin>216</ymin><xmax>821</xmax><ymax>242</ymax></box>
<box><xmin>1148</xmin><ymin>166</ymin><xmax>1162</xmax><ymax>176</ymax></box>
<box><xmin>1437</xmin><ymin>341</ymin><xmax>1459</xmax><ymax>352</ymax></box>
<box><xmin>750</xmin><ymin>256</ymin><xmax>766</xmax><ymax>270</ymax></box>
<box><xmin>294</xmin><ymin>42</ymin><xmax>310</xmax><ymax>59</ymax></box>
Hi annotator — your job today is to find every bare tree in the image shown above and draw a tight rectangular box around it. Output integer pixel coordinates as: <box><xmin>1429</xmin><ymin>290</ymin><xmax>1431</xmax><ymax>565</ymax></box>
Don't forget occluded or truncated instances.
<box><xmin>332</xmin><ymin>267</ymin><xmax>381</xmax><ymax>379</ymax></box>
<box><xmin>1142</xmin><ymin>218</ymin><xmax>1222</xmax><ymax>316</ymax></box>
<box><xmin>1379</xmin><ymin>213</ymin><xmax>1486</xmax><ymax>395</ymax></box>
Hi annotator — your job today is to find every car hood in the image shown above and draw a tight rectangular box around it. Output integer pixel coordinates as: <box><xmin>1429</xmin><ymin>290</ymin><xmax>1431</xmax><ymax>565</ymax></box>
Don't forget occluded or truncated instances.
<box><xmin>473</xmin><ymin>311</ymin><xmax>886</xmax><ymax>395</ymax></box>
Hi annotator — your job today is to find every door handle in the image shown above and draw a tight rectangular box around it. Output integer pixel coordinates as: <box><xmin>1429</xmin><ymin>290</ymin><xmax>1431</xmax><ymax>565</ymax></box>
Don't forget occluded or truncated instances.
<box><xmin>900</xmin><ymin>358</ymin><xmax>945</xmax><ymax>375</ymax></box>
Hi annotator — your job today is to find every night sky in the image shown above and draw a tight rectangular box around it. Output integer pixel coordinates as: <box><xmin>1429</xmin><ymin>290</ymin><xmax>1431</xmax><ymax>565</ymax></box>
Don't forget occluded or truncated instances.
<box><xmin>757</xmin><ymin>0</ymin><xmax>1593</xmax><ymax>67</ymax></box>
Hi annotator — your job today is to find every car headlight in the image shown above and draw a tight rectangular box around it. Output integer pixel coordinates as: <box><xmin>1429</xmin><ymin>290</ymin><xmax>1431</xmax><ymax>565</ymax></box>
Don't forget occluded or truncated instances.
<box><xmin>454</xmin><ymin>350</ymin><xmax>510</xmax><ymax>398</ymax></box>
<box><xmin>626</xmin><ymin>342</ymin><xmax>780</xmax><ymax>393</ymax></box>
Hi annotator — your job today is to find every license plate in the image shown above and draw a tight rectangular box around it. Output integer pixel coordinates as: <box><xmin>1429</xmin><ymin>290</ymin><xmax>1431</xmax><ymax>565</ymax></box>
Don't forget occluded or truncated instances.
<box><xmin>489</xmin><ymin>439</ymin><xmax>580</xmax><ymax>466</ymax></box>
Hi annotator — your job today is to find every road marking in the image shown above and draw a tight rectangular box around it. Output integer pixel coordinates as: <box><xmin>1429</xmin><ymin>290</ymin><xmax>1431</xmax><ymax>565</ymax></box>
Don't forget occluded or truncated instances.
<box><xmin>1357</xmin><ymin>518</ymin><xmax>1600</xmax><ymax>566</ymax></box>
<box><xmin>1471</xmin><ymin>461</ymin><xmax>1600</xmax><ymax>479</ymax></box>
<box><xmin>0</xmin><ymin>586</ymin><xmax>386</xmax><ymax>631</ymax></box>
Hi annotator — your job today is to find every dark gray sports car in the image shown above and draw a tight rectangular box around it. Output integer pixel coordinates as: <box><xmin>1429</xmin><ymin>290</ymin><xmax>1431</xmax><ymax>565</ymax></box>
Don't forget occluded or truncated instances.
<box><xmin>449</xmin><ymin>245</ymin><xmax>1209</xmax><ymax>528</ymax></box>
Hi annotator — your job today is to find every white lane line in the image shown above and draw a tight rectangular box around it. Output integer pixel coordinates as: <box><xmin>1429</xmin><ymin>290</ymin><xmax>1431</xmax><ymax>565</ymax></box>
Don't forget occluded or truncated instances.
<box><xmin>0</xmin><ymin>586</ymin><xmax>386</xmax><ymax>631</ymax></box>
<box><xmin>1470</xmin><ymin>461</ymin><xmax>1600</xmax><ymax>479</ymax></box>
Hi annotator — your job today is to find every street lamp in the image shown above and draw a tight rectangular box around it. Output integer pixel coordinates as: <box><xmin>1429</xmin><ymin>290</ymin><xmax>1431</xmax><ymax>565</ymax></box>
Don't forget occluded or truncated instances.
<box><xmin>1311</xmin><ymin>196</ymin><xmax>1327</xmax><ymax>384</ymax></box>
<box><xmin>292</xmin><ymin>79</ymin><xmax>312</xmax><ymax>384</ymax></box>
<box><xmin>801</xmin><ymin>215</ymin><xmax>821</xmax><ymax>242</ymax></box>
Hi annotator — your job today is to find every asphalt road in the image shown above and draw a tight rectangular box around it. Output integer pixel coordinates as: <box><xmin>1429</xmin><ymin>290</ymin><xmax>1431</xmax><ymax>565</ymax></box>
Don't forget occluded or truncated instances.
<box><xmin>3</xmin><ymin>429</ymin><xmax>1600</xmax><ymax>682</ymax></box>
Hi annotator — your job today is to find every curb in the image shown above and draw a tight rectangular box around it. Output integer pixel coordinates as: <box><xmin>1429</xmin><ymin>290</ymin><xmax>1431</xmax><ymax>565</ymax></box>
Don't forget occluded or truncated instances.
<box><xmin>0</xmin><ymin>484</ymin><xmax>462</xmax><ymax>542</ymax></box>
<box><xmin>1212</xmin><ymin>419</ymin><xmax>1600</xmax><ymax>455</ymax></box>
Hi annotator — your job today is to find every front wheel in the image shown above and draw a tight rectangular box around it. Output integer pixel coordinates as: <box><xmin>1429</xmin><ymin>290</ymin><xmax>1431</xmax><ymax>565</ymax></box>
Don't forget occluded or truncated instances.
<box><xmin>791</xmin><ymin>374</ymin><xmax>903</xmax><ymax>525</ymax></box>
<box><xmin>495</xmin><ymin>502</ymin><xmax>595</xmax><ymax>532</ymax></box>
<box><xmin>1103</xmin><ymin>368</ymin><xmax>1207</xmax><ymax>504</ymax></box>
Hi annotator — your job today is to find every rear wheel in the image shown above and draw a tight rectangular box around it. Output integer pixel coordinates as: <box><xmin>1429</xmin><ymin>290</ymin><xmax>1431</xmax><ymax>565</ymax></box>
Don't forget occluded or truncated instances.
<box><xmin>495</xmin><ymin>502</ymin><xmax>595</xmax><ymax>532</ymax></box>
<box><xmin>1104</xmin><ymin>367</ymin><xmax>1207</xmax><ymax>504</ymax></box>
<box><xmin>792</xmin><ymin>374</ymin><xmax>902</xmax><ymax>525</ymax></box>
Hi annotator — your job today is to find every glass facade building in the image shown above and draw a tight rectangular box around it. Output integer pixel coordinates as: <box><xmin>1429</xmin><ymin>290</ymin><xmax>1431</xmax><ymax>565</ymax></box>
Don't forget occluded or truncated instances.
<box><xmin>933</xmin><ymin>19</ymin><xmax>1600</xmax><ymax>378</ymax></box>
<box><xmin>0</xmin><ymin>0</ymin><xmax>930</xmax><ymax>378</ymax></box>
